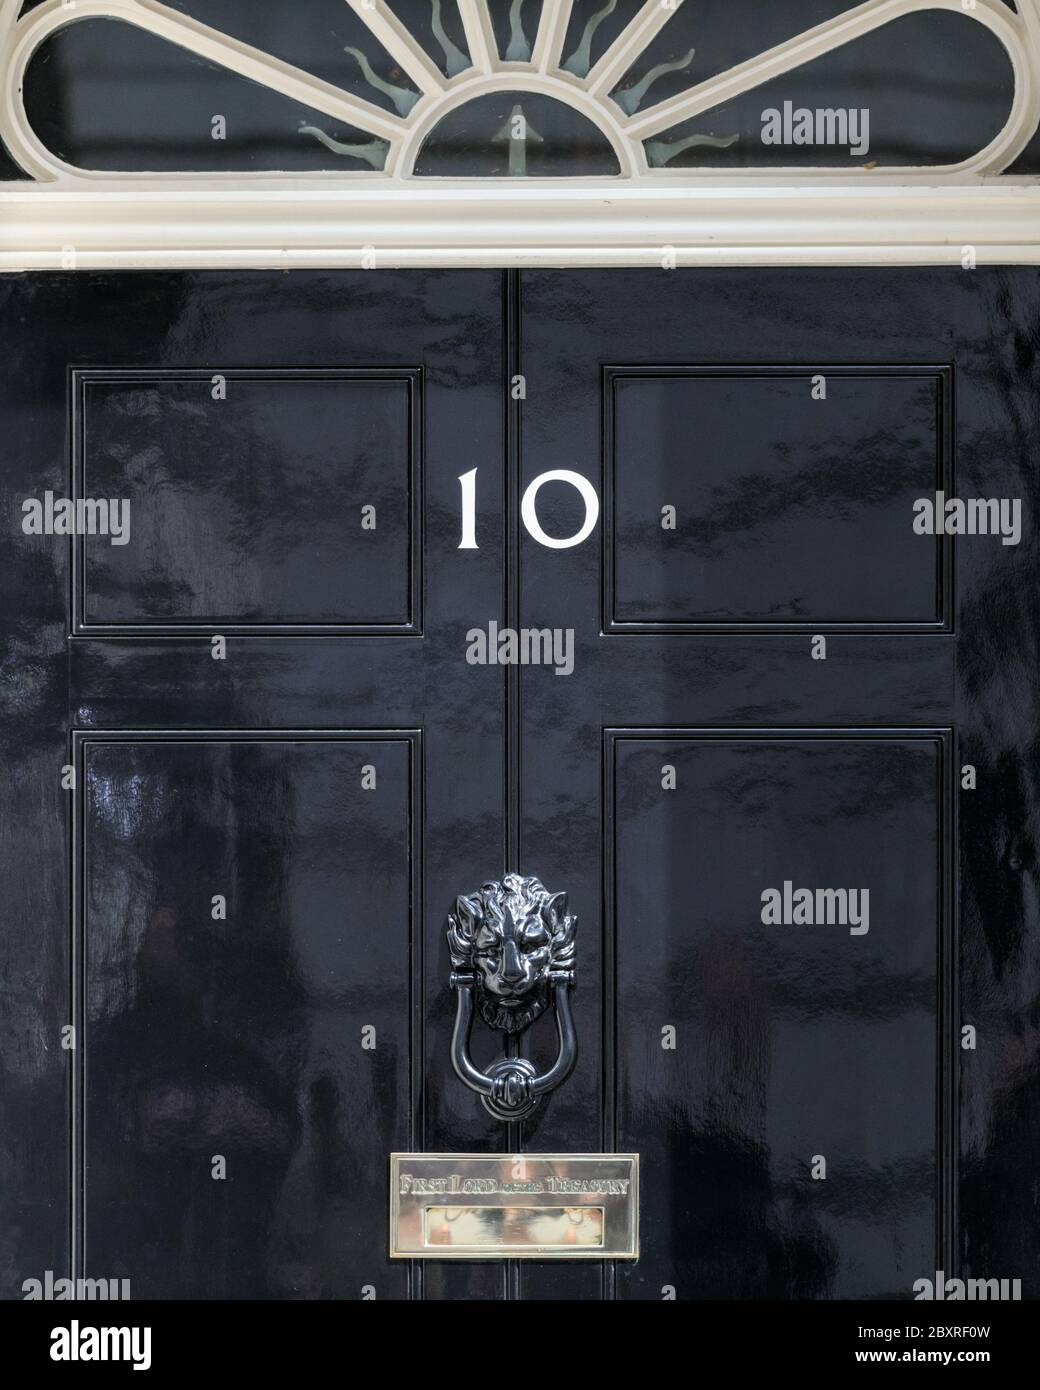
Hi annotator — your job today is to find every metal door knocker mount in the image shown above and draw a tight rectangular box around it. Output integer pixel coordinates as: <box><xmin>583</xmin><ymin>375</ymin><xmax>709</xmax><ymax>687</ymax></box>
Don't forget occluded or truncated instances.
<box><xmin>448</xmin><ymin>873</ymin><xmax>577</xmax><ymax>1121</ymax></box>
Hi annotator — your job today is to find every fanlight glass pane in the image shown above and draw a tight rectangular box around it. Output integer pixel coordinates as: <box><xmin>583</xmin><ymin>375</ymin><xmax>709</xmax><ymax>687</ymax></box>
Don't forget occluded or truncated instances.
<box><xmin>559</xmin><ymin>0</ymin><xmax>646</xmax><ymax>79</ymax></box>
<box><xmin>163</xmin><ymin>0</ymin><xmax>422</xmax><ymax>116</ymax></box>
<box><xmin>1008</xmin><ymin>112</ymin><xmax>1040</xmax><ymax>172</ymax></box>
<box><xmin>414</xmin><ymin>92</ymin><xmax>620</xmax><ymax>177</ymax></box>
<box><xmin>384</xmin><ymin>0</ymin><xmax>472</xmax><ymax>78</ymax></box>
<box><xmin>611</xmin><ymin>1</ymin><xmax>866</xmax><ymax>115</ymax></box>
<box><xmin>491</xmin><ymin>0</ymin><xmax>544</xmax><ymax>64</ymax></box>
<box><xmin>0</xmin><ymin>135</ymin><xmax>29</xmax><ymax>180</ymax></box>
<box><xmin>23</xmin><ymin>20</ymin><xmax>390</xmax><ymax>172</ymax></box>
<box><xmin>643</xmin><ymin>11</ymin><xmax>1015</xmax><ymax>169</ymax></box>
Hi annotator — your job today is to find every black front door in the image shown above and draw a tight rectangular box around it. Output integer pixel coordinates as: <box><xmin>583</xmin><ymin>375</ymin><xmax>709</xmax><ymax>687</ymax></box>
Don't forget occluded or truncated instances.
<box><xmin>2</xmin><ymin>267</ymin><xmax>1038</xmax><ymax>1301</ymax></box>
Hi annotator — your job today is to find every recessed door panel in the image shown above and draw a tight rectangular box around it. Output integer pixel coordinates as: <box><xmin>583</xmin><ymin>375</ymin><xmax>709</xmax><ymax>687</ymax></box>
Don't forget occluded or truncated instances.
<box><xmin>605</xmin><ymin>367</ymin><xmax>951</xmax><ymax>631</ymax></box>
<box><xmin>609</xmin><ymin>731</ymin><xmax>947</xmax><ymax>1300</ymax></box>
<box><xmin>78</xmin><ymin>733</ymin><xmax>418</xmax><ymax>1299</ymax></box>
<box><xmin>73</xmin><ymin>369</ymin><xmax>420</xmax><ymax>635</ymax></box>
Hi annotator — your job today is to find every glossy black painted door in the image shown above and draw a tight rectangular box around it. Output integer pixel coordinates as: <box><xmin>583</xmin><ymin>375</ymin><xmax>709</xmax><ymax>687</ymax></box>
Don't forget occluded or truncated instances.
<box><xmin>2</xmin><ymin>268</ymin><xmax>1038</xmax><ymax>1302</ymax></box>
<box><xmin>518</xmin><ymin>268</ymin><xmax>1040</xmax><ymax>1301</ymax></box>
<box><xmin>0</xmin><ymin>270</ymin><xmax>517</xmax><ymax>1301</ymax></box>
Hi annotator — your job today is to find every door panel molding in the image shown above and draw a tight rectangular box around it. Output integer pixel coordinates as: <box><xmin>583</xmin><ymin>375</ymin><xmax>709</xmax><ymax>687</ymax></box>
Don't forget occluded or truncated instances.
<box><xmin>69</xmin><ymin>728</ymin><xmax>424</xmax><ymax>1299</ymax></box>
<box><xmin>603</xmin><ymin>726</ymin><xmax>956</xmax><ymax>1299</ymax></box>
<box><xmin>69</xmin><ymin>367</ymin><xmax>424</xmax><ymax>638</ymax></box>
<box><xmin>602</xmin><ymin>364</ymin><xmax>954</xmax><ymax>635</ymax></box>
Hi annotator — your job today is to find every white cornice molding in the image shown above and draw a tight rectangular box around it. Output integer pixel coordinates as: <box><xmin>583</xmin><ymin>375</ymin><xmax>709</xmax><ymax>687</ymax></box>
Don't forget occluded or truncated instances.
<box><xmin>1</xmin><ymin>181</ymin><xmax>1038</xmax><ymax>270</ymax></box>
<box><xmin>1</xmin><ymin>0</ymin><xmax>1039</xmax><ymax>269</ymax></box>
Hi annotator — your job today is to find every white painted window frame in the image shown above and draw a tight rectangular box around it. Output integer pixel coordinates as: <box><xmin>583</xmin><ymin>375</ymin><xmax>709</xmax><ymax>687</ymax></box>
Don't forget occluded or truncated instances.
<box><xmin>1</xmin><ymin>0</ymin><xmax>1039</xmax><ymax>268</ymax></box>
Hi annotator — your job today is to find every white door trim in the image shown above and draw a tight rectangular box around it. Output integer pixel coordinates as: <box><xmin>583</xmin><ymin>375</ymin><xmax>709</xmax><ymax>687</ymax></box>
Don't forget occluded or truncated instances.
<box><xmin>2</xmin><ymin>180</ymin><xmax>1038</xmax><ymax>270</ymax></box>
<box><xmin>2</xmin><ymin>0</ymin><xmax>1038</xmax><ymax>269</ymax></box>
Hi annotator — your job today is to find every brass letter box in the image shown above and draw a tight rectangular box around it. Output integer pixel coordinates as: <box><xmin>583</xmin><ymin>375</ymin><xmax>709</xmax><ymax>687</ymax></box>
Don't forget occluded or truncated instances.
<box><xmin>390</xmin><ymin>1153</ymin><xmax>639</xmax><ymax>1259</ymax></box>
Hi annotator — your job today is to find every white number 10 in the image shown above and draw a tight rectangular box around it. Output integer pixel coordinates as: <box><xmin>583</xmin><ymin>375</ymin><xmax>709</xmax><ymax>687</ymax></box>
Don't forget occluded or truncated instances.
<box><xmin>458</xmin><ymin>468</ymin><xmax>600</xmax><ymax>550</ymax></box>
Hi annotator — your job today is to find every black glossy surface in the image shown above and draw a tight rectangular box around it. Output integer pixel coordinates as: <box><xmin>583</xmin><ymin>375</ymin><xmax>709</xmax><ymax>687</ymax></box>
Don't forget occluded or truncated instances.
<box><xmin>2</xmin><ymin>268</ymin><xmax>1039</xmax><ymax>1301</ymax></box>
<box><xmin>75</xmin><ymin>370</ymin><xmax>419</xmax><ymax>632</ymax></box>
<box><xmin>0</xmin><ymin>270</ymin><xmax>507</xmax><ymax>1301</ymax></box>
<box><xmin>519</xmin><ymin>267</ymin><xmax>1040</xmax><ymax>1300</ymax></box>
<box><xmin>606</xmin><ymin>367</ymin><xmax>949</xmax><ymax>628</ymax></box>
<box><xmin>81</xmin><ymin>734</ymin><xmax>417</xmax><ymax>1299</ymax></box>
<box><xmin>612</xmin><ymin>732</ymin><xmax>942</xmax><ymax>1299</ymax></box>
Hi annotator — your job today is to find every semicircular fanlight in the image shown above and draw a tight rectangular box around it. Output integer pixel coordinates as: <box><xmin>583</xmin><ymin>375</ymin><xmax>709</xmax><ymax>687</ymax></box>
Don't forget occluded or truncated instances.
<box><xmin>7</xmin><ymin>0</ymin><xmax>1037</xmax><ymax>181</ymax></box>
<box><xmin>414</xmin><ymin>91</ymin><xmax>621</xmax><ymax>177</ymax></box>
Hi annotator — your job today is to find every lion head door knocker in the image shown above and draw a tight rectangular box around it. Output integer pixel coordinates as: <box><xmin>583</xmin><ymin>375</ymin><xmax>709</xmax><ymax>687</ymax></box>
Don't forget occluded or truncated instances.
<box><xmin>447</xmin><ymin>873</ymin><xmax>577</xmax><ymax>1120</ymax></box>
